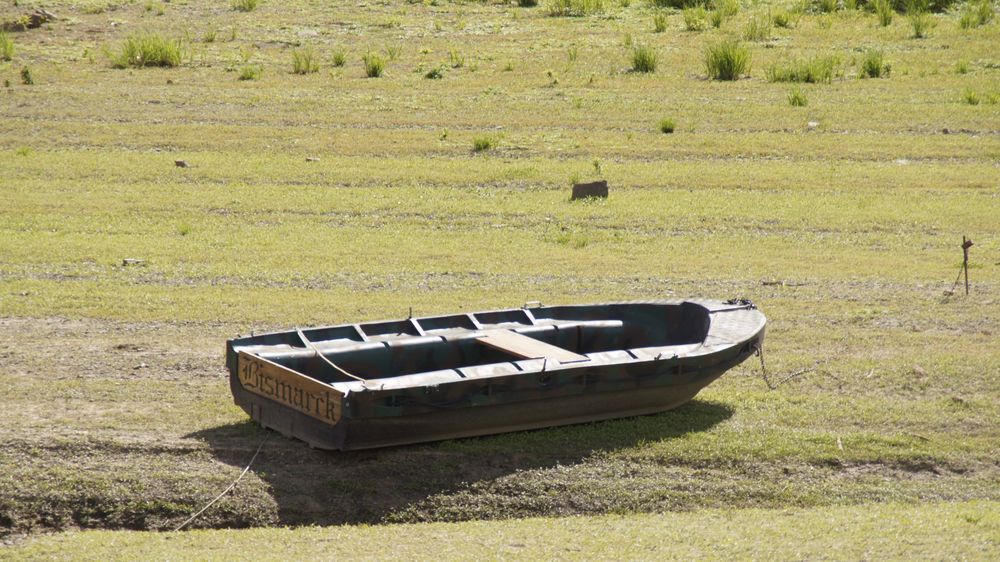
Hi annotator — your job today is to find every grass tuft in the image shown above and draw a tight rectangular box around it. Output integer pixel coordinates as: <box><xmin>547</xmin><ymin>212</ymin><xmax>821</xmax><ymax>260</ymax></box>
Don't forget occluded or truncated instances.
<box><xmin>231</xmin><ymin>0</ymin><xmax>258</xmax><ymax>12</ymax></box>
<box><xmin>817</xmin><ymin>0</ymin><xmax>839</xmax><ymax>13</ymax></box>
<box><xmin>860</xmin><ymin>50</ymin><xmax>890</xmax><ymax>78</ymax></box>
<box><xmin>766</xmin><ymin>56</ymin><xmax>837</xmax><ymax>83</ymax></box>
<box><xmin>547</xmin><ymin>0</ymin><xmax>606</xmax><ymax>17</ymax></box>
<box><xmin>424</xmin><ymin>65</ymin><xmax>445</xmax><ymax>79</ymax></box>
<box><xmin>630</xmin><ymin>44</ymin><xmax>658</xmax><ymax>73</ymax></box>
<box><xmin>518</xmin><ymin>0</ymin><xmax>539</xmax><ymax>5</ymax></box>
<box><xmin>238</xmin><ymin>64</ymin><xmax>261</xmax><ymax>80</ymax></box>
<box><xmin>873</xmin><ymin>0</ymin><xmax>893</xmax><ymax>26</ymax></box>
<box><xmin>658</xmin><ymin>118</ymin><xmax>676</xmax><ymax>133</ymax></box>
<box><xmin>959</xmin><ymin>0</ymin><xmax>994</xmax><ymax>28</ymax></box>
<box><xmin>772</xmin><ymin>9</ymin><xmax>796</xmax><ymax>28</ymax></box>
<box><xmin>961</xmin><ymin>87</ymin><xmax>979</xmax><ymax>105</ymax></box>
<box><xmin>292</xmin><ymin>48</ymin><xmax>319</xmax><ymax>74</ymax></box>
<box><xmin>744</xmin><ymin>13</ymin><xmax>773</xmax><ymax>42</ymax></box>
<box><xmin>683</xmin><ymin>7</ymin><xmax>708</xmax><ymax>30</ymax></box>
<box><xmin>363</xmin><ymin>52</ymin><xmax>385</xmax><ymax>77</ymax></box>
<box><xmin>110</xmin><ymin>34</ymin><xmax>183</xmax><ymax>68</ymax></box>
<box><xmin>653</xmin><ymin>12</ymin><xmax>668</xmax><ymax>33</ymax></box>
<box><xmin>332</xmin><ymin>51</ymin><xmax>346</xmax><ymax>67</ymax></box>
<box><xmin>788</xmin><ymin>87</ymin><xmax>808</xmax><ymax>106</ymax></box>
<box><xmin>0</xmin><ymin>32</ymin><xmax>13</xmax><ymax>62</ymax></box>
<box><xmin>907</xmin><ymin>0</ymin><xmax>936</xmax><ymax>38</ymax></box>
<box><xmin>20</xmin><ymin>66</ymin><xmax>33</xmax><ymax>85</ymax></box>
<box><xmin>704</xmin><ymin>39</ymin><xmax>751</xmax><ymax>80</ymax></box>
<box><xmin>472</xmin><ymin>135</ymin><xmax>498</xmax><ymax>152</ymax></box>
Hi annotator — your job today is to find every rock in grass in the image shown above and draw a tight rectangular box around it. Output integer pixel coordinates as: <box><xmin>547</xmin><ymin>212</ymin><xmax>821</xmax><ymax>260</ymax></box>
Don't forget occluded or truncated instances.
<box><xmin>305</xmin><ymin>157</ymin><xmax>320</xmax><ymax>162</ymax></box>
<box><xmin>174</xmin><ymin>160</ymin><xmax>189</xmax><ymax>168</ymax></box>
<box><xmin>571</xmin><ymin>180</ymin><xmax>609</xmax><ymax>200</ymax></box>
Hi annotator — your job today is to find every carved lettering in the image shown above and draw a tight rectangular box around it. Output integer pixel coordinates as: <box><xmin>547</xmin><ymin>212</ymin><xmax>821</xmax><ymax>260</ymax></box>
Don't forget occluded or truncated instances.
<box><xmin>236</xmin><ymin>352</ymin><xmax>342</xmax><ymax>424</ymax></box>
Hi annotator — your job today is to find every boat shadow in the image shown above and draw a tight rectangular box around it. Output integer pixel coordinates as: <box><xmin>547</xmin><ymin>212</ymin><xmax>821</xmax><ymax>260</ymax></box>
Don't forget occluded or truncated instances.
<box><xmin>188</xmin><ymin>399</ymin><xmax>733</xmax><ymax>527</ymax></box>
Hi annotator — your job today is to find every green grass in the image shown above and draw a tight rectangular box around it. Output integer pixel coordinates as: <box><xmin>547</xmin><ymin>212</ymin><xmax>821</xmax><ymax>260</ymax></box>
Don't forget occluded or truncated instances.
<box><xmin>109</xmin><ymin>34</ymin><xmax>183</xmax><ymax>68</ymax></box>
<box><xmin>362</xmin><ymin>51</ymin><xmax>385</xmax><ymax>77</ymax></box>
<box><xmin>860</xmin><ymin>49</ymin><xmax>891</xmax><ymax>78</ymax></box>
<box><xmin>10</xmin><ymin>502</ymin><xmax>1000</xmax><ymax>560</ymax></box>
<box><xmin>331</xmin><ymin>50</ymin><xmax>346</xmax><ymax>67</ymax></box>
<box><xmin>683</xmin><ymin>7</ymin><xmax>708</xmax><ymax>31</ymax></box>
<box><xmin>766</xmin><ymin>55</ymin><xmax>838</xmax><ymax>83</ymax></box>
<box><xmin>237</xmin><ymin>64</ymin><xmax>261</xmax><ymax>81</ymax></box>
<box><xmin>547</xmin><ymin>0</ymin><xmax>606</xmax><ymax>17</ymax></box>
<box><xmin>744</xmin><ymin>13</ymin><xmax>773</xmax><ymax>42</ymax></box>
<box><xmin>472</xmin><ymin>134</ymin><xmax>498</xmax><ymax>152</ymax></box>
<box><xmin>704</xmin><ymin>39</ymin><xmax>751</xmax><ymax>80</ymax></box>
<box><xmin>0</xmin><ymin>31</ymin><xmax>13</xmax><ymax>61</ymax></box>
<box><xmin>630</xmin><ymin>44</ymin><xmax>658</xmax><ymax>73</ymax></box>
<box><xmin>1</xmin><ymin>0</ymin><xmax>999</xmax><ymax>553</ymax></box>
<box><xmin>653</xmin><ymin>12</ymin><xmax>668</xmax><ymax>33</ymax></box>
<box><xmin>658</xmin><ymin>117</ymin><xmax>676</xmax><ymax>133</ymax></box>
<box><xmin>19</xmin><ymin>66</ymin><xmax>33</xmax><ymax>85</ymax></box>
<box><xmin>788</xmin><ymin>86</ymin><xmax>808</xmax><ymax>106</ymax></box>
<box><xmin>291</xmin><ymin>48</ymin><xmax>319</xmax><ymax>74</ymax></box>
<box><xmin>231</xmin><ymin>0</ymin><xmax>257</xmax><ymax>12</ymax></box>
<box><xmin>874</xmin><ymin>0</ymin><xmax>894</xmax><ymax>26</ymax></box>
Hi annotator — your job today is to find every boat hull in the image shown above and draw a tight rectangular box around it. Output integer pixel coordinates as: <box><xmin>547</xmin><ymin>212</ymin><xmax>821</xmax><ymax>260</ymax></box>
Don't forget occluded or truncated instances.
<box><xmin>226</xmin><ymin>300</ymin><xmax>765</xmax><ymax>450</ymax></box>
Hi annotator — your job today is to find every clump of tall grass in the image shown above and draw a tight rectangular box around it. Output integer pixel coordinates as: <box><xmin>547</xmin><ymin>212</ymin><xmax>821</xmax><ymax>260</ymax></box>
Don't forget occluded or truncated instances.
<box><xmin>683</xmin><ymin>7</ymin><xmax>708</xmax><ymax>30</ymax></box>
<box><xmin>816</xmin><ymin>0</ymin><xmax>839</xmax><ymax>13</ymax></box>
<box><xmin>955</xmin><ymin>59</ymin><xmax>969</xmax><ymax>74</ymax></box>
<box><xmin>231</xmin><ymin>0</ymin><xmax>257</xmax><ymax>12</ymax></box>
<box><xmin>772</xmin><ymin>9</ymin><xmax>797</xmax><ymax>28</ymax></box>
<box><xmin>788</xmin><ymin>87</ymin><xmax>808</xmax><ymax>106</ymax></box>
<box><xmin>658</xmin><ymin>117</ymin><xmax>675</xmax><ymax>133</ymax></box>
<box><xmin>959</xmin><ymin>0</ymin><xmax>994</xmax><ymax>28</ymax></box>
<box><xmin>743</xmin><ymin>13</ymin><xmax>773</xmax><ymax>41</ymax></box>
<box><xmin>653</xmin><ymin>12</ymin><xmax>668</xmax><ymax>32</ymax></box>
<box><xmin>713</xmin><ymin>0</ymin><xmax>740</xmax><ymax>17</ymax></box>
<box><xmin>708</xmin><ymin>0</ymin><xmax>739</xmax><ymax>27</ymax></box>
<box><xmin>363</xmin><ymin>52</ymin><xmax>385</xmax><ymax>77</ymax></box>
<box><xmin>448</xmin><ymin>48</ymin><xmax>464</xmax><ymax>68</ymax></box>
<box><xmin>630</xmin><ymin>44</ymin><xmax>658</xmax><ymax>73</ymax></box>
<box><xmin>518</xmin><ymin>0</ymin><xmax>539</xmax><ymax>6</ymax></box>
<box><xmin>961</xmin><ymin>87</ymin><xmax>979</xmax><ymax>105</ymax></box>
<box><xmin>907</xmin><ymin>0</ymin><xmax>936</xmax><ymax>38</ymax></box>
<box><xmin>547</xmin><ymin>0</ymin><xmax>606</xmax><ymax>16</ymax></box>
<box><xmin>473</xmin><ymin>135</ymin><xmax>498</xmax><ymax>152</ymax></box>
<box><xmin>704</xmin><ymin>39</ymin><xmax>751</xmax><ymax>80</ymax></box>
<box><xmin>332</xmin><ymin>50</ymin><xmax>346</xmax><ymax>67</ymax></box>
<box><xmin>292</xmin><ymin>48</ymin><xmax>319</xmax><ymax>74</ymax></box>
<box><xmin>873</xmin><ymin>0</ymin><xmax>893</xmax><ymax>26</ymax></box>
<box><xmin>0</xmin><ymin>32</ymin><xmax>14</xmax><ymax>62</ymax></box>
<box><xmin>859</xmin><ymin>49</ymin><xmax>890</xmax><ymax>78</ymax></box>
<box><xmin>110</xmin><ymin>34</ymin><xmax>183</xmax><ymax>68</ymax></box>
<box><xmin>238</xmin><ymin>64</ymin><xmax>261</xmax><ymax>80</ymax></box>
<box><xmin>20</xmin><ymin>66</ymin><xmax>33</xmax><ymax>85</ymax></box>
<box><xmin>766</xmin><ymin>55</ymin><xmax>837</xmax><ymax>83</ymax></box>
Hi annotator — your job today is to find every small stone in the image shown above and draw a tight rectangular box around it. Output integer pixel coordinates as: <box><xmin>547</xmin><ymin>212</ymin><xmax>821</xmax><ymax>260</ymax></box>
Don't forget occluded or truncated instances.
<box><xmin>121</xmin><ymin>258</ymin><xmax>145</xmax><ymax>267</ymax></box>
<box><xmin>305</xmin><ymin>157</ymin><xmax>320</xmax><ymax>162</ymax></box>
<box><xmin>571</xmin><ymin>180</ymin><xmax>609</xmax><ymax>200</ymax></box>
<box><xmin>134</xmin><ymin>363</ymin><xmax>148</xmax><ymax>370</ymax></box>
<box><xmin>941</xmin><ymin>128</ymin><xmax>950</xmax><ymax>134</ymax></box>
<box><xmin>174</xmin><ymin>160</ymin><xmax>188</xmax><ymax>168</ymax></box>
<box><xmin>806</xmin><ymin>121</ymin><xmax>820</xmax><ymax>130</ymax></box>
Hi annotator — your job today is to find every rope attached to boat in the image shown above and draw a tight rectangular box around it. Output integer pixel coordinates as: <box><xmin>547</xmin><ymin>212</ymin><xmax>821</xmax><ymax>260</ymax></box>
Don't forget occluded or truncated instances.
<box><xmin>173</xmin><ymin>433</ymin><xmax>269</xmax><ymax>532</ymax></box>
<box><xmin>296</xmin><ymin>327</ymin><xmax>369</xmax><ymax>383</ymax></box>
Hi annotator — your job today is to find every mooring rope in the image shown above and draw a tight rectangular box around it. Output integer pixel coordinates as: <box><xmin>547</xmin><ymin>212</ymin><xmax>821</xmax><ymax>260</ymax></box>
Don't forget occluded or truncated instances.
<box><xmin>173</xmin><ymin>433</ymin><xmax>269</xmax><ymax>532</ymax></box>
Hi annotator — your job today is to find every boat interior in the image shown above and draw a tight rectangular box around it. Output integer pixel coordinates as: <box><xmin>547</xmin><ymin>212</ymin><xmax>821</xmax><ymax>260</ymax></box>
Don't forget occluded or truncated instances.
<box><xmin>230</xmin><ymin>302</ymin><xmax>711</xmax><ymax>384</ymax></box>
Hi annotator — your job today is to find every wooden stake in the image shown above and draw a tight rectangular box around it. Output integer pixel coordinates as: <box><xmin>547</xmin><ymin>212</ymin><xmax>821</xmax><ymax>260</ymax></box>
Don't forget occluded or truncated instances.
<box><xmin>962</xmin><ymin>236</ymin><xmax>973</xmax><ymax>296</ymax></box>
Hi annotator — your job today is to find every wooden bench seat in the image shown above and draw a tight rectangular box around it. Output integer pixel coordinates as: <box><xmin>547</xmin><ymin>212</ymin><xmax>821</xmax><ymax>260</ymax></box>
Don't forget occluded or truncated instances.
<box><xmin>476</xmin><ymin>329</ymin><xmax>589</xmax><ymax>364</ymax></box>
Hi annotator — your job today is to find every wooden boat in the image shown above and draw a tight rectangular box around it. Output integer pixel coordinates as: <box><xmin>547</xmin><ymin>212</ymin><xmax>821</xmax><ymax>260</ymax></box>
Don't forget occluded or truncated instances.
<box><xmin>225</xmin><ymin>300</ymin><xmax>765</xmax><ymax>450</ymax></box>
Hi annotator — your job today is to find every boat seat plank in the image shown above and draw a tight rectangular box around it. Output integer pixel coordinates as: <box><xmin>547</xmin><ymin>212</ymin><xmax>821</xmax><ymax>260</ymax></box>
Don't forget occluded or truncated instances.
<box><xmin>476</xmin><ymin>329</ymin><xmax>589</xmax><ymax>364</ymax></box>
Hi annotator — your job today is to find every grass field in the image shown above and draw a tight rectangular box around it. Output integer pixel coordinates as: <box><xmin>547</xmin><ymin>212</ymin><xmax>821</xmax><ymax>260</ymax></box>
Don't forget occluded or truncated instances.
<box><xmin>1</xmin><ymin>0</ymin><xmax>999</xmax><ymax>556</ymax></box>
